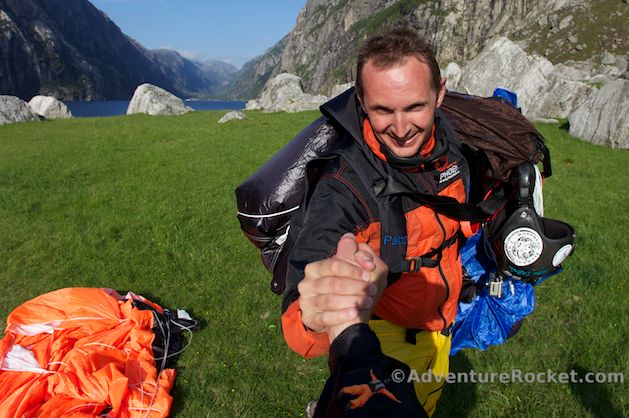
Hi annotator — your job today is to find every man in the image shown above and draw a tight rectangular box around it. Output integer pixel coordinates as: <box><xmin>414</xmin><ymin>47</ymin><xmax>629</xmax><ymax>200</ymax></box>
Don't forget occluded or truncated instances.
<box><xmin>281</xmin><ymin>27</ymin><xmax>468</xmax><ymax>416</ymax></box>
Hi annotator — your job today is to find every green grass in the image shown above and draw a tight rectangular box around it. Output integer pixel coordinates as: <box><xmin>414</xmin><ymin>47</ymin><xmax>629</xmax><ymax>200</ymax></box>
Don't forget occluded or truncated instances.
<box><xmin>0</xmin><ymin>112</ymin><xmax>627</xmax><ymax>417</ymax></box>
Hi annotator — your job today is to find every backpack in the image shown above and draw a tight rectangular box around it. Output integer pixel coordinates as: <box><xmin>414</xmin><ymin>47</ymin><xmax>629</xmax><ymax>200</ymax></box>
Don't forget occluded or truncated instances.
<box><xmin>235</xmin><ymin>88</ymin><xmax>550</xmax><ymax>294</ymax></box>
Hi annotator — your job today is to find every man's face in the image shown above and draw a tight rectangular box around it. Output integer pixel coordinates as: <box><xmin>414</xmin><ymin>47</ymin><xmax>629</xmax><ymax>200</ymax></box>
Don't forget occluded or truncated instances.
<box><xmin>358</xmin><ymin>56</ymin><xmax>446</xmax><ymax>158</ymax></box>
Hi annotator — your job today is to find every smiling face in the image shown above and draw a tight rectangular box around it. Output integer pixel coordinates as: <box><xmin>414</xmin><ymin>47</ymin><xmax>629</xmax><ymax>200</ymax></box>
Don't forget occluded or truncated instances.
<box><xmin>358</xmin><ymin>56</ymin><xmax>446</xmax><ymax>158</ymax></box>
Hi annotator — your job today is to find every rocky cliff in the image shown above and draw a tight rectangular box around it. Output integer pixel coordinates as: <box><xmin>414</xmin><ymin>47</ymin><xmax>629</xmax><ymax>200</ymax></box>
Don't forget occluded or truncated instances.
<box><xmin>0</xmin><ymin>0</ymin><xmax>236</xmax><ymax>100</ymax></box>
<box><xmin>230</xmin><ymin>0</ymin><xmax>627</xmax><ymax>99</ymax></box>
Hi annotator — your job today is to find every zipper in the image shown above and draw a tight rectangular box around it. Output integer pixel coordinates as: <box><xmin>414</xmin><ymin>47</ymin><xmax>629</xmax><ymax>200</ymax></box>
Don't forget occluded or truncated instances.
<box><xmin>434</xmin><ymin>213</ymin><xmax>449</xmax><ymax>332</ymax></box>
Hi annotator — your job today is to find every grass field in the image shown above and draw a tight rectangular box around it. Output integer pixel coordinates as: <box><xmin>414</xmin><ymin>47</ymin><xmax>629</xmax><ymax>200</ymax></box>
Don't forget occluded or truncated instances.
<box><xmin>0</xmin><ymin>111</ymin><xmax>627</xmax><ymax>417</ymax></box>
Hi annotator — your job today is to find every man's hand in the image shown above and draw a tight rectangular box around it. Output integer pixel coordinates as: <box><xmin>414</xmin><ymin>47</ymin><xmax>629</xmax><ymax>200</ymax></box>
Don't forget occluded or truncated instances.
<box><xmin>298</xmin><ymin>233</ymin><xmax>388</xmax><ymax>337</ymax></box>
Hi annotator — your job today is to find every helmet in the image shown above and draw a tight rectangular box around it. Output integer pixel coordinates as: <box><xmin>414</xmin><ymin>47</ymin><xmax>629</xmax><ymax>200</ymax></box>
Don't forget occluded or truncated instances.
<box><xmin>484</xmin><ymin>163</ymin><xmax>575</xmax><ymax>280</ymax></box>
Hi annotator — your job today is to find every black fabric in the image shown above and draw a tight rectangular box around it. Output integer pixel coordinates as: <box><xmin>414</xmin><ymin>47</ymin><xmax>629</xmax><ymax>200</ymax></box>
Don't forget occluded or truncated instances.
<box><xmin>314</xmin><ymin>324</ymin><xmax>428</xmax><ymax>418</ymax></box>
<box><xmin>131</xmin><ymin>301</ymin><xmax>200</xmax><ymax>370</ymax></box>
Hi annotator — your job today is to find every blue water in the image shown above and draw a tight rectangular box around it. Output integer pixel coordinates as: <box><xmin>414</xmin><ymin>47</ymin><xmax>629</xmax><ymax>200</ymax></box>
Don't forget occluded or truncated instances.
<box><xmin>65</xmin><ymin>100</ymin><xmax>246</xmax><ymax>118</ymax></box>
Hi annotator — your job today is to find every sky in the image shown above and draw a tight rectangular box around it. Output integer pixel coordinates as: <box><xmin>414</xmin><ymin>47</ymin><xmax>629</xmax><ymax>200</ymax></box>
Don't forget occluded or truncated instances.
<box><xmin>89</xmin><ymin>0</ymin><xmax>307</xmax><ymax>69</ymax></box>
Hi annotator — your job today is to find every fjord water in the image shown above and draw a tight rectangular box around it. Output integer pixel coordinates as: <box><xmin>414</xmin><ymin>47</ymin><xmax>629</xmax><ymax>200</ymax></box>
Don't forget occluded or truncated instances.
<box><xmin>65</xmin><ymin>100</ymin><xmax>246</xmax><ymax>117</ymax></box>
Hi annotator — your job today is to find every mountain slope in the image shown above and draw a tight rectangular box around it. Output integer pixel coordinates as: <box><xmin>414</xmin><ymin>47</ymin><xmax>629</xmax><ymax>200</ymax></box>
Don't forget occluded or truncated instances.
<box><xmin>0</xmin><ymin>0</ymin><xmax>235</xmax><ymax>100</ymax></box>
<box><xmin>230</xmin><ymin>0</ymin><xmax>628</xmax><ymax>99</ymax></box>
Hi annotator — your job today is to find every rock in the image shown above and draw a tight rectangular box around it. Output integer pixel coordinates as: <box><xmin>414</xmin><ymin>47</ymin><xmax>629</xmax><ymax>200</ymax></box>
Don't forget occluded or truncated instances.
<box><xmin>568</xmin><ymin>35</ymin><xmax>578</xmax><ymax>44</ymax></box>
<box><xmin>595</xmin><ymin>53</ymin><xmax>627</xmax><ymax>77</ymax></box>
<box><xmin>245</xmin><ymin>100</ymin><xmax>263</xmax><ymax>110</ymax></box>
<box><xmin>253</xmin><ymin>73</ymin><xmax>328</xmax><ymax>113</ymax></box>
<box><xmin>218</xmin><ymin>111</ymin><xmax>248</xmax><ymax>123</ymax></box>
<box><xmin>442</xmin><ymin>62</ymin><xmax>462</xmax><ymax>91</ymax></box>
<box><xmin>0</xmin><ymin>95</ymin><xmax>39</xmax><ymax>125</ymax></box>
<box><xmin>575</xmin><ymin>44</ymin><xmax>585</xmax><ymax>51</ymax></box>
<box><xmin>601</xmin><ymin>51</ymin><xmax>618</xmax><ymax>65</ymax></box>
<box><xmin>330</xmin><ymin>82</ymin><xmax>355</xmax><ymax>98</ymax></box>
<box><xmin>455</xmin><ymin>37</ymin><xmax>591</xmax><ymax>120</ymax></box>
<box><xmin>589</xmin><ymin>74</ymin><xmax>614</xmax><ymax>85</ymax></box>
<box><xmin>568</xmin><ymin>79</ymin><xmax>629</xmax><ymax>148</ymax></box>
<box><xmin>126</xmin><ymin>83</ymin><xmax>192</xmax><ymax>116</ymax></box>
<box><xmin>559</xmin><ymin>15</ymin><xmax>573</xmax><ymax>30</ymax></box>
<box><xmin>553</xmin><ymin>63</ymin><xmax>591</xmax><ymax>82</ymax></box>
<box><xmin>538</xmin><ymin>15</ymin><xmax>548</xmax><ymax>26</ymax></box>
<box><xmin>28</xmin><ymin>95</ymin><xmax>72</xmax><ymax>119</ymax></box>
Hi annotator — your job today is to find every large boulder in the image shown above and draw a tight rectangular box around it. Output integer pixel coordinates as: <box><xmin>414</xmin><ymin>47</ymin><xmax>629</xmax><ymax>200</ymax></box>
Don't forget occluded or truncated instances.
<box><xmin>330</xmin><ymin>82</ymin><xmax>355</xmax><ymax>98</ymax></box>
<box><xmin>568</xmin><ymin>79</ymin><xmax>629</xmax><ymax>149</ymax></box>
<box><xmin>450</xmin><ymin>37</ymin><xmax>591</xmax><ymax>120</ymax></box>
<box><xmin>127</xmin><ymin>83</ymin><xmax>192</xmax><ymax>116</ymax></box>
<box><xmin>28</xmin><ymin>95</ymin><xmax>72</xmax><ymax>119</ymax></box>
<box><xmin>442</xmin><ymin>62</ymin><xmax>462</xmax><ymax>91</ymax></box>
<box><xmin>0</xmin><ymin>95</ymin><xmax>39</xmax><ymax>125</ymax></box>
<box><xmin>246</xmin><ymin>73</ymin><xmax>328</xmax><ymax>113</ymax></box>
<box><xmin>218</xmin><ymin>111</ymin><xmax>248</xmax><ymax>123</ymax></box>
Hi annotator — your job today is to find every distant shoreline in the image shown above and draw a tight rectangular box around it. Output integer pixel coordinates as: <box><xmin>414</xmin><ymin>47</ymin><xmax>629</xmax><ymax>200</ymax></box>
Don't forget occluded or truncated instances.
<box><xmin>64</xmin><ymin>100</ymin><xmax>246</xmax><ymax>118</ymax></box>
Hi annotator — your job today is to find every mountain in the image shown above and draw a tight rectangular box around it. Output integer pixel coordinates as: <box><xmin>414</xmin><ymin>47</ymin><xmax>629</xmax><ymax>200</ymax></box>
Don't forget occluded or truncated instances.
<box><xmin>152</xmin><ymin>49</ymin><xmax>238</xmax><ymax>98</ymax></box>
<box><xmin>228</xmin><ymin>35</ymin><xmax>289</xmax><ymax>101</ymax></box>
<box><xmin>0</xmin><ymin>0</ymin><xmax>236</xmax><ymax>100</ymax></box>
<box><xmin>229</xmin><ymin>0</ymin><xmax>628</xmax><ymax>99</ymax></box>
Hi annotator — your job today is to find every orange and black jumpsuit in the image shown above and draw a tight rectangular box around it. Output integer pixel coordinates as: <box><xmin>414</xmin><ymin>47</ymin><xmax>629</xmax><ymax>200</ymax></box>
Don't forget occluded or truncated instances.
<box><xmin>280</xmin><ymin>89</ymin><xmax>469</xmax><ymax>415</ymax></box>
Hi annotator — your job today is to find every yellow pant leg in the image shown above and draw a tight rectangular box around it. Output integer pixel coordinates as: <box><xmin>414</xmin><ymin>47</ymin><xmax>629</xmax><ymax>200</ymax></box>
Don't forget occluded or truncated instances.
<box><xmin>369</xmin><ymin>320</ymin><xmax>451</xmax><ymax>417</ymax></box>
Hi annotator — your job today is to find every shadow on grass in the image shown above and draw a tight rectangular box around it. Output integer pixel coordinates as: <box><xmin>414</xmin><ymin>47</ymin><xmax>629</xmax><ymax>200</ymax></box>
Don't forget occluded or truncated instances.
<box><xmin>568</xmin><ymin>364</ymin><xmax>625</xmax><ymax>418</ymax></box>
<box><xmin>433</xmin><ymin>351</ymin><xmax>477</xmax><ymax>417</ymax></box>
<box><xmin>559</xmin><ymin>120</ymin><xmax>570</xmax><ymax>132</ymax></box>
<box><xmin>169</xmin><ymin>378</ymin><xmax>188</xmax><ymax>417</ymax></box>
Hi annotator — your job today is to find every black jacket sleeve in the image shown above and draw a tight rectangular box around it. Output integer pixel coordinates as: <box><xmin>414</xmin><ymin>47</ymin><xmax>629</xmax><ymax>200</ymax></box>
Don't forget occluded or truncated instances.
<box><xmin>313</xmin><ymin>323</ymin><xmax>428</xmax><ymax>418</ymax></box>
<box><xmin>281</xmin><ymin>160</ymin><xmax>373</xmax><ymax>313</ymax></box>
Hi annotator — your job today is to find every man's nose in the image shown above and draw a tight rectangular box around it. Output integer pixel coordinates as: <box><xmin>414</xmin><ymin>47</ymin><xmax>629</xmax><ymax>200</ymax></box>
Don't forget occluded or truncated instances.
<box><xmin>391</xmin><ymin>113</ymin><xmax>411</xmax><ymax>139</ymax></box>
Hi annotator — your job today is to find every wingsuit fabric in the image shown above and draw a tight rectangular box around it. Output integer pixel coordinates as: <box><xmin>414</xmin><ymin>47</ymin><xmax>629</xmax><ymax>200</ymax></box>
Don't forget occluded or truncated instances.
<box><xmin>0</xmin><ymin>287</ymin><xmax>176</xmax><ymax>418</ymax></box>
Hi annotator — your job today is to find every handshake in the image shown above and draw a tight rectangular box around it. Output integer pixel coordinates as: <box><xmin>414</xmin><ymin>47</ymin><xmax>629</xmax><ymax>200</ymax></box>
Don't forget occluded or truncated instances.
<box><xmin>298</xmin><ymin>233</ymin><xmax>389</xmax><ymax>342</ymax></box>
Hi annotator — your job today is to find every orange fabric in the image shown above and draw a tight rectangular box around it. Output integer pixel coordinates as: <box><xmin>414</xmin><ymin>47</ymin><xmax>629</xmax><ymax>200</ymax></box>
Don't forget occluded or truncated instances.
<box><xmin>340</xmin><ymin>369</ymin><xmax>400</xmax><ymax>409</ymax></box>
<box><xmin>281</xmin><ymin>299</ymin><xmax>330</xmax><ymax>358</ymax></box>
<box><xmin>0</xmin><ymin>288</ymin><xmax>175</xmax><ymax>418</ymax></box>
<box><xmin>354</xmin><ymin>179</ymin><xmax>466</xmax><ymax>331</ymax></box>
<box><xmin>354</xmin><ymin>222</ymin><xmax>381</xmax><ymax>251</ymax></box>
<box><xmin>362</xmin><ymin>119</ymin><xmax>436</xmax><ymax>163</ymax></box>
<box><xmin>460</xmin><ymin>221</ymin><xmax>479</xmax><ymax>238</ymax></box>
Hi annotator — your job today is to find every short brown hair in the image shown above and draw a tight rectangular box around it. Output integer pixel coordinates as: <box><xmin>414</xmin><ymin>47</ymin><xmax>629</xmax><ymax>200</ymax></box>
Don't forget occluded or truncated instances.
<box><xmin>355</xmin><ymin>27</ymin><xmax>441</xmax><ymax>97</ymax></box>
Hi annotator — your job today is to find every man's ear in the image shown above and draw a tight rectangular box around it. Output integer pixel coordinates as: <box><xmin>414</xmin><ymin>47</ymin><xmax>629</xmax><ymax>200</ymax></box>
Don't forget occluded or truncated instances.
<box><xmin>356</xmin><ymin>93</ymin><xmax>366</xmax><ymax>113</ymax></box>
<box><xmin>436</xmin><ymin>77</ymin><xmax>447</xmax><ymax>108</ymax></box>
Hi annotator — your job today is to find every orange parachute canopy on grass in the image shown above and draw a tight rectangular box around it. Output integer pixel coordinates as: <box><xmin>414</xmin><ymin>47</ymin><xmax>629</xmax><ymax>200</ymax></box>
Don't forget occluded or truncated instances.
<box><xmin>0</xmin><ymin>287</ymin><xmax>197</xmax><ymax>418</ymax></box>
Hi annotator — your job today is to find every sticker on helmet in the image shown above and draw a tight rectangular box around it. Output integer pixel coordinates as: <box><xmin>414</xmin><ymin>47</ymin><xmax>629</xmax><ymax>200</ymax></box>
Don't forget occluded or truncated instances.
<box><xmin>552</xmin><ymin>244</ymin><xmax>573</xmax><ymax>267</ymax></box>
<box><xmin>504</xmin><ymin>227</ymin><xmax>543</xmax><ymax>266</ymax></box>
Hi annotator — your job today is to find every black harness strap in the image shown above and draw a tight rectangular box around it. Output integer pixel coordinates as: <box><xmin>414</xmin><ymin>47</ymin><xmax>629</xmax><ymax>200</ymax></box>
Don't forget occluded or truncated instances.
<box><xmin>405</xmin><ymin>323</ymin><xmax>453</xmax><ymax>345</ymax></box>
<box><xmin>394</xmin><ymin>234</ymin><xmax>460</xmax><ymax>274</ymax></box>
